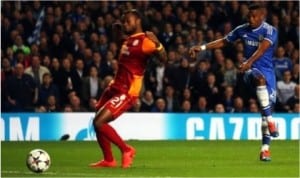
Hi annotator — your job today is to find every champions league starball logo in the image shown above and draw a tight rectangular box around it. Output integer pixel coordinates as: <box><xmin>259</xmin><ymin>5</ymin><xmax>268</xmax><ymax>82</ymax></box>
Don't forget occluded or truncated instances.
<box><xmin>88</xmin><ymin>117</ymin><xmax>97</xmax><ymax>140</ymax></box>
<box><xmin>75</xmin><ymin>116</ymin><xmax>96</xmax><ymax>140</ymax></box>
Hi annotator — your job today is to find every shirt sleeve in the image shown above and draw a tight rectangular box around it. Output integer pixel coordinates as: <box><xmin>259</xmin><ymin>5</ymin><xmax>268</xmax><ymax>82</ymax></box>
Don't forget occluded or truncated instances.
<box><xmin>263</xmin><ymin>26</ymin><xmax>277</xmax><ymax>45</ymax></box>
<box><xmin>142</xmin><ymin>37</ymin><xmax>157</xmax><ymax>55</ymax></box>
<box><xmin>225</xmin><ymin>24</ymin><xmax>246</xmax><ymax>42</ymax></box>
<box><xmin>225</xmin><ymin>25</ymin><xmax>242</xmax><ymax>42</ymax></box>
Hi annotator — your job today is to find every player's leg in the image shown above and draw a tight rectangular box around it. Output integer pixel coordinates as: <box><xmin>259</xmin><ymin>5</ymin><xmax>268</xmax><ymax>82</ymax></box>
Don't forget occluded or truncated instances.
<box><xmin>254</xmin><ymin>71</ymin><xmax>278</xmax><ymax>138</ymax></box>
<box><xmin>90</xmin><ymin>89</ymin><xmax>116</xmax><ymax>167</ymax></box>
<box><xmin>93</xmin><ymin>93</ymin><xmax>136</xmax><ymax>168</ymax></box>
<box><xmin>251</xmin><ymin>69</ymin><xmax>278</xmax><ymax>161</ymax></box>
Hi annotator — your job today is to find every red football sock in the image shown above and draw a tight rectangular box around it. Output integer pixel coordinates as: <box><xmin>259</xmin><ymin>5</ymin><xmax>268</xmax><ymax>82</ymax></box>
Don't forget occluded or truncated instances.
<box><xmin>99</xmin><ymin>124</ymin><xmax>129</xmax><ymax>153</ymax></box>
<box><xmin>96</xmin><ymin>132</ymin><xmax>114</xmax><ymax>161</ymax></box>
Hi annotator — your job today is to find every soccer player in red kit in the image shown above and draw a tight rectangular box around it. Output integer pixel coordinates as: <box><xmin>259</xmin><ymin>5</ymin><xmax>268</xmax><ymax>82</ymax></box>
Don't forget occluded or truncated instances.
<box><xmin>89</xmin><ymin>9</ymin><xmax>167</xmax><ymax>168</ymax></box>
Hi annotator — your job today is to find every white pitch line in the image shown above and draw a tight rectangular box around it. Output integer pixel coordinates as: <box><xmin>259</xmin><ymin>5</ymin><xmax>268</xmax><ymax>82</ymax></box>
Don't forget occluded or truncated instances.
<box><xmin>1</xmin><ymin>170</ymin><xmax>221</xmax><ymax>178</ymax></box>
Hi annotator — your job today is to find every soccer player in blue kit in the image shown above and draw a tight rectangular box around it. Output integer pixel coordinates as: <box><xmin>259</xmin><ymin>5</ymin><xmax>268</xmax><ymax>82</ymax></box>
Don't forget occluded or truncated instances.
<box><xmin>190</xmin><ymin>4</ymin><xmax>279</xmax><ymax>161</ymax></box>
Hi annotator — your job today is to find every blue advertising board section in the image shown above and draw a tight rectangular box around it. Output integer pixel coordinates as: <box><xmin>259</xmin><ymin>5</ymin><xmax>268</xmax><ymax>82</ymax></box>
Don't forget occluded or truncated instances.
<box><xmin>1</xmin><ymin>113</ymin><xmax>299</xmax><ymax>141</ymax></box>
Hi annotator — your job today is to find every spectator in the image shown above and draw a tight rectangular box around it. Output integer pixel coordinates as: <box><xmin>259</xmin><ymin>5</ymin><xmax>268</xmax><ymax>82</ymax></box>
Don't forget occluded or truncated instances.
<box><xmin>292</xmin><ymin>103</ymin><xmax>300</xmax><ymax>113</ymax></box>
<box><xmin>291</xmin><ymin>63</ymin><xmax>299</xmax><ymax>84</ymax></box>
<box><xmin>214</xmin><ymin>103</ymin><xmax>225</xmax><ymax>113</ymax></box>
<box><xmin>193</xmin><ymin>96</ymin><xmax>209</xmax><ymax>113</ymax></box>
<box><xmin>24</xmin><ymin>44</ymin><xmax>40</xmax><ymax>64</ymax></box>
<box><xmin>69</xmin><ymin>95</ymin><xmax>87</xmax><ymax>112</ymax></box>
<box><xmin>13</xmin><ymin>49</ymin><xmax>30</xmax><ymax>68</ymax></box>
<box><xmin>180</xmin><ymin>88</ymin><xmax>194</xmax><ymax>106</ymax></box>
<box><xmin>57</xmin><ymin>57</ymin><xmax>82</xmax><ymax>105</ymax></box>
<box><xmin>35</xmin><ymin>105</ymin><xmax>47</xmax><ymax>113</ymax></box>
<box><xmin>249</xmin><ymin>102</ymin><xmax>259</xmax><ymax>113</ymax></box>
<box><xmin>5</xmin><ymin>48</ymin><xmax>15</xmax><ymax>65</ymax></box>
<box><xmin>273</xmin><ymin>46</ymin><xmax>293</xmax><ymax>80</ymax></box>
<box><xmin>130</xmin><ymin>98</ymin><xmax>142</xmax><ymax>112</ymax></box>
<box><xmin>89</xmin><ymin>51</ymin><xmax>102</xmax><ymax>76</ymax></box>
<box><xmin>140</xmin><ymin>90</ymin><xmax>155</xmax><ymax>112</ymax></box>
<box><xmin>44</xmin><ymin>95</ymin><xmax>60</xmax><ymax>112</ymax></box>
<box><xmin>164</xmin><ymin>85</ymin><xmax>180</xmax><ymax>112</ymax></box>
<box><xmin>63</xmin><ymin>104</ymin><xmax>73</xmax><ymax>112</ymax></box>
<box><xmin>1</xmin><ymin>57</ymin><xmax>14</xmax><ymax>82</ymax></box>
<box><xmin>221</xmin><ymin>85</ymin><xmax>235</xmax><ymax>113</ymax></box>
<box><xmin>203</xmin><ymin>72</ymin><xmax>221</xmax><ymax>110</ymax></box>
<box><xmin>39</xmin><ymin>37</ymin><xmax>50</xmax><ymax>56</ymax></box>
<box><xmin>284</xmin><ymin>84</ymin><xmax>300</xmax><ymax>113</ymax></box>
<box><xmin>180</xmin><ymin>99</ymin><xmax>192</xmax><ymax>113</ymax></box>
<box><xmin>222</xmin><ymin>58</ymin><xmax>237</xmax><ymax>87</ymax></box>
<box><xmin>151</xmin><ymin>97</ymin><xmax>168</xmax><ymax>112</ymax></box>
<box><xmin>74</xmin><ymin>58</ymin><xmax>87</xmax><ymax>79</ymax></box>
<box><xmin>150</xmin><ymin>61</ymin><xmax>166</xmax><ymax>97</ymax></box>
<box><xmin>41</xmin><ymin>55</ymin><xmax>52</xmax><ymax>69</ymax></box>
<box><xmin>172</xmin><ymin>57</ymin><xmax>192</xmax><ymax>93</ymax></box>
<box><xmin>290</xmin><ymin>49</ymin><xmax>299</xmax><ymax>65</ymax></box>
<box><xmin>11</xmin><ymin>35</ymin><xmax>30</xmax><ymax>55</ymax></box>
<box><xmin>232</xmin><ymin>96</ymin><xmax>246</xmax><ymax>113</ymax></box>
<box><xmin>276</xmin><ymin>70</ymin><xmax>297</xmax><ymax>110</ymax></box>
<box><xmin>190</xmin><ymin>59</ymin><xmax>209</xmax><ymax>98</ymax></box>
<box><xmin>100</xmin><ymin>50</ymin><xmax>115</xmax><ymax>78</ymax></box>
<box><xmin>159</xmin><ymin>22</ymin><xmax>176</xmax><ymax>50</ymax></box>
<box><xmin>81</xmin><ymin>66</ymin><xmax>103</xmax><ymax>107</ymax></box>
<box><xmin>5</xmin><ymin>63</ymin><xmax>38</xmax><ymax>112</ymax></box>
<box><xmin>211</xmin><ymin>48</ymin><xmax>225</xmax><ymax>84</ymax></box>
<box><xmin>194</xmin><ymin>30</ymin><xmax>211</xmax><ymax>61</ymax></box>
<box><xmin>38</xmin><ymin>73</ymin><xmax>60</xmax><ymax>106</ymax></box>
<box><xmin>50</xmin><ymin>33</ymin><xmax>65</xmax><ymax>59</ymax></box>
<box><xmin>24</xmin><ymin>55</ymin><xmax>50</xmax><ymax>86</ymax></box>
<box><xmin>110</xmin><ymin>59</ymin><xmax>118</xmax><ymax>77</ymax></box>
<box><xmin>49</xmin><ymin>57</ymin><xmax>61</xmax><ymax>86</ymax></box>
<box><xmin>1</xmin><ymin>57</ymin><xmax>14</xmax><ymax>111</ymax></box>
<box><xmin>88</xmin><ymin>98</ymin><xmax>98</xmax><ymax>112</ymax></box>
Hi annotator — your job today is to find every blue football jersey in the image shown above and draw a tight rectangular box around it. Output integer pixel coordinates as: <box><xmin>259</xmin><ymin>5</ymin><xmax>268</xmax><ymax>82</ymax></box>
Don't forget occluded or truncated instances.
<box><xmin>226</xmin><ymin>22</ymin><xmax>278</xmax><ymax>72</ymax></box>
<box><xmin>226</xmin><ymin>22</ymin><xmax>278</xmax><ymax>104</ymax></box>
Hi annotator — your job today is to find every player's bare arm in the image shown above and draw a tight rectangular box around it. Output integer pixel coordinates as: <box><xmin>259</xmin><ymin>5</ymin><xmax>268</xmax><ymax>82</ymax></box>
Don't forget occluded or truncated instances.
<box><xmin>112</xmin><ymin>22</ymin><xmax>126</xmax><ymax>48</ymax></box>
<box><xmin>189</xmin><ymin>38</ymin><xmax>228</xmax><ymax>58</ymax></box>
<box><xmin>145</xmin><ymin>31</ymin><xmax>167</xmax><ymax>62</ymax></box>
<box><xmin>239</xmin><ymin>39</ymin><xmax>271</xmax><ymax>72</ymax></box>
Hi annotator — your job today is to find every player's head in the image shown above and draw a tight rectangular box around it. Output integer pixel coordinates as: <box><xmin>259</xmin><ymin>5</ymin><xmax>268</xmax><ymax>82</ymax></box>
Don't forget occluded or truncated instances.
<box><xmin>247</xmin><ymin>4</ymin><xmax>265</xmax><ymax>28</ymax></box>
<box><xmin>121</xmin><ymin>9</ymin><xmax>143</xmax><ymax>35</ymax></box>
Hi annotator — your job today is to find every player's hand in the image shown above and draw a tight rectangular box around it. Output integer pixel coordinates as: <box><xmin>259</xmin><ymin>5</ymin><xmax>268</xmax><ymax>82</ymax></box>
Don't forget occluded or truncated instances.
<box><xmin>239</xmin><ymin>61</ymin><xmax>252</xmax><ymax>73</ymax></box>
<box><xmin>145</xmin><ymin>31</ymin><xmax>160</xmax><ymax>47</ymax></box>
<box><xmin>189</xmin><ymin>46</ymin><xmax>201</xmax><ymax>58</ymax></box>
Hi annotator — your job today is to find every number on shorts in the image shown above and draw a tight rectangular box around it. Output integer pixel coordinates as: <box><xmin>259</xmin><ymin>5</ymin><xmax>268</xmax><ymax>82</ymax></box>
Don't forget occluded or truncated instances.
<box><xmin>110</xmin><ymin>94</ymin><xmax>126</xmax><ymax>108</ymax></box>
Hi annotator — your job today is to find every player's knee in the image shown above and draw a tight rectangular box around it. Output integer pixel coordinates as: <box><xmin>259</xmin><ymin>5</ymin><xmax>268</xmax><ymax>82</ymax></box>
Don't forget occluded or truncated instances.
<box><xmin>255</xmin><ymin>76</ymin><xmax>266</xmax><ymax>86</ymax></box>
<box><xmin>93</xmin><ymin>117</ymin><xmax>102</xmax><ymax>129</ymax></box>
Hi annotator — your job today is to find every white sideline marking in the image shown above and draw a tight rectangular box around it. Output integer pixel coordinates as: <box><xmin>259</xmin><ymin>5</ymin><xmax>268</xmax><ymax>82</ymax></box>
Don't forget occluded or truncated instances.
<box><xmin>2</xmin><ymin>170</ymin><xmax>207</xmax><ymax>178</ymax></box>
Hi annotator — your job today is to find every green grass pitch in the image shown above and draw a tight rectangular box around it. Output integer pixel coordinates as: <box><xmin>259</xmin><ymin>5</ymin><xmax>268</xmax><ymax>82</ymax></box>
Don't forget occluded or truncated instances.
<box><xmin>1</xmin><ymin>140</ymin><xmax>299</xmax><ymax>177</ymax></box>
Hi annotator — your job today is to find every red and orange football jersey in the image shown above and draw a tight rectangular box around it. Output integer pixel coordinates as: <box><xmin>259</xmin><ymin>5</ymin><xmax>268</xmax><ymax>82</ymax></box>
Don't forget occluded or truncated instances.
<box><xmin>110</xmin><ymin>33</ymin><xmax>157</xmax><ymax>97</ymax></box>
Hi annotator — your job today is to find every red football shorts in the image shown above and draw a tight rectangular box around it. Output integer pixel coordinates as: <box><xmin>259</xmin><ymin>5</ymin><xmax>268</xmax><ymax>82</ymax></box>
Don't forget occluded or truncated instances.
<box><xmin>95</xmin><ymin>87</ymin><xmax>137</xmax><ymax>119</ymax></box>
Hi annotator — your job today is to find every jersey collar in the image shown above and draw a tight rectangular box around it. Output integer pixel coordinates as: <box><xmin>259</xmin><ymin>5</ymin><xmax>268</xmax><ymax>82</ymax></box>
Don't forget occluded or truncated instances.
<box><xmin>252</xmin><ymin>22</ymin><xmax>264</xmax><ymax>32</ymax></box>
<box><xmin>130</xmin><ymin>32</ymin><xmax>144</xmax><ymax>38</ymax></box>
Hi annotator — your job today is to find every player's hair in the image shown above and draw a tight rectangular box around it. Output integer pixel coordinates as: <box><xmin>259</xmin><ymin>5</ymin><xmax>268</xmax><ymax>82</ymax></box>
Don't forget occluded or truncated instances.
<box><xmin>122</xmin><ymin>9</ymin><xmax>142</xmax><ymax>19</ymax></box>
<box><xmin>248</xmin><ymin>4</ymin><xmax>263</xmax><ymax>10</ymax></box>
<box><xmin>122</xmin><ymin>9</ymin><xmax>150</xmax><ymax>30</ymax></box>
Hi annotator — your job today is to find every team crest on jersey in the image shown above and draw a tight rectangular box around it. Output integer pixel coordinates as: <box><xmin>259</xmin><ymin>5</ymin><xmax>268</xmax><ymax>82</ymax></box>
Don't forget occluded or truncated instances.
<box><xmin>258</xmin><ymin>35</ymin><xmax>264</xmax><ymax>41</ymax></box>
<box><xmin>132</xmin><ymin>39</ymin><xmax>139</xmax><ymax>46</ymax></box>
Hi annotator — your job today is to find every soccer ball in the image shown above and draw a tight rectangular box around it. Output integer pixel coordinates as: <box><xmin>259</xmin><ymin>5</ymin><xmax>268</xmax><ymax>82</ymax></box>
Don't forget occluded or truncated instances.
<box><xmin>26</xmin><ymin>149</ymin><xmax>51</xmax><ymax>173</ymax></box>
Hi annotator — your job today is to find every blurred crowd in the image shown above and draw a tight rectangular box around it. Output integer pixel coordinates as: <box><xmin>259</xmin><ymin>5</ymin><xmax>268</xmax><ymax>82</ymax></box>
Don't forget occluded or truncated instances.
<box><xmin>1</xmin><ymin>1</ymin><xmax>299</xmax><ymax>113</ymax></box>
